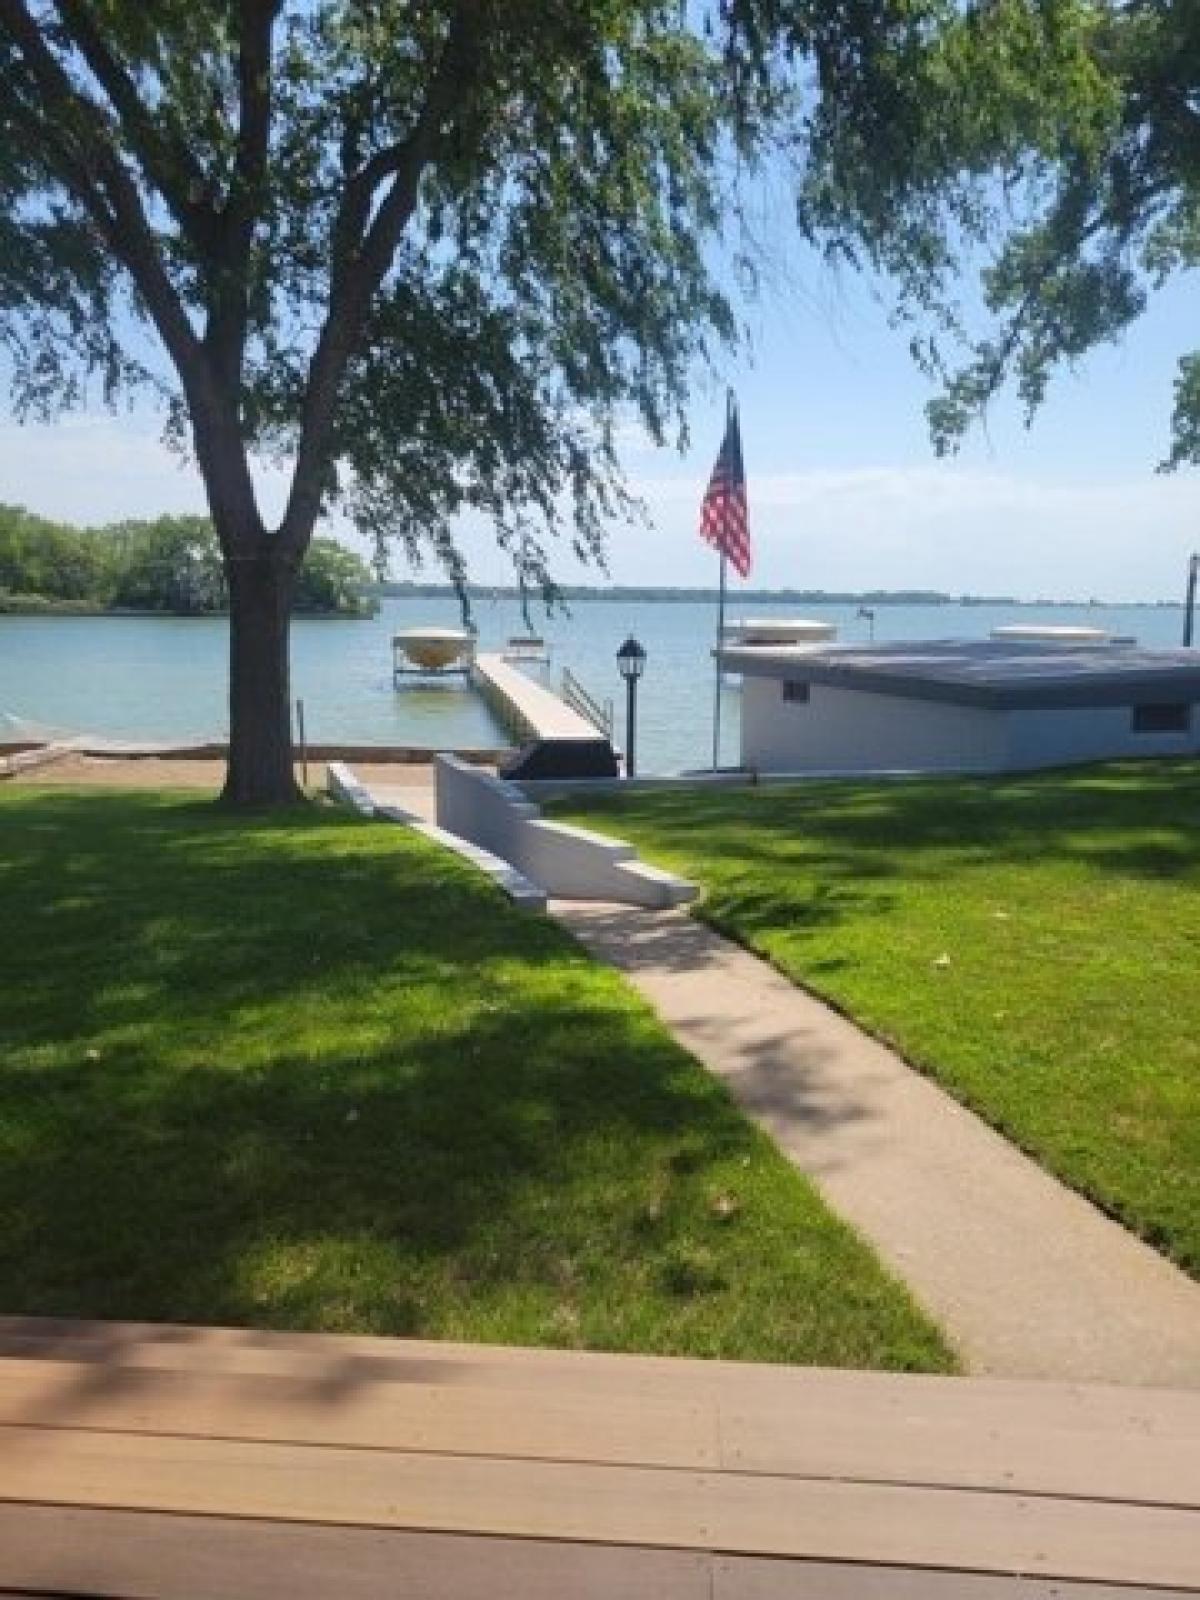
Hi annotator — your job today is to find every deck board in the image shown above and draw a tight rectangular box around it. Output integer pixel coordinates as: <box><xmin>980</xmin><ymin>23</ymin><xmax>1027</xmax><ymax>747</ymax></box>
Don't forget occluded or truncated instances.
<box><xmin>3</xmin><ymin>1424</ymin><xmax>1199</xmax><ymax>1587</ymax></box>
<box><xmin>0</xmin><ymin>1357</ymin><xmax>720</xmax><ymax>1469</ymax></box>
<box><xmin>718</xmin><ymin>1384</ymin><xmax>1200</xmax><ymax>1506</ymax></box>
<box><xmin>0</xmin><ymin>1339</ymin><xmax>1195</xmax><ymax>1507</ymax></box>
<box><xmin>0</xmin><ymin>1318</ymin><xmax>1197</xmax><ymax>1596</ymax></box>
<box><xmin>0</xmin><ymin>1510</ymin><xmax>710</xmax><ymax>1600</ymax></box>
<box><xmin>6</xmin><ymin>1313</ymin><xmax>1198</xmax><ymax>1427</ymax></box>
<box><xmin>3</xmin><ymin>1314</ymin><xmax>1196</xmax><ymax>1436</ymax></box>
<box><xmin>1</xmin><ymin>1513</ymin><xmax>1192</xmax><ymax>1600</ymax></box>
<box><xmin>713</xmin><ymin>1558</ymin><xmax>1200</xmax><ymax>1600</ymax></box>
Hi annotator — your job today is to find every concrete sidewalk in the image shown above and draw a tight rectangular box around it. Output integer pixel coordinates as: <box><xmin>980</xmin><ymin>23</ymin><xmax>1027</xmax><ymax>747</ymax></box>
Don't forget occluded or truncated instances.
<box><xmin>553</xmin><ymin>902</ymin><xmax>1200</xmax><ymax>1388</ymax></box>
<box><xmin>351</xmin><ymin>762</ymin><xmax>439</xmax><ymax>822</ymax></box>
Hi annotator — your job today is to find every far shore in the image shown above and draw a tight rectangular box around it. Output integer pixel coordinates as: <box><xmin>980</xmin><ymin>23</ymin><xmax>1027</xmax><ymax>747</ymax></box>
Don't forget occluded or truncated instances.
<box><xmin>378</xmin><ymin>583</ymin><xmax>1189</xmax><ymax>609</ymax></box>
<box><xmin>0</xmin><ymin>600</ymin><xmax>373</xmax><ymax>620</ymax></box>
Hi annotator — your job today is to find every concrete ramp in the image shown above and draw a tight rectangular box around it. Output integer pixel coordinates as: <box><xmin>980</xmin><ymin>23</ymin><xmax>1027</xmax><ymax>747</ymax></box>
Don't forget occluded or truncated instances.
<box><xmin>327</xmin><ymin>757</ymin><xmax>694</xmax><ymax>910</ymax></box>
<box><xmin>326</xmin><ymin>762</ymin><xmax>547</xmax><ymax>912</ymax></box>
<box><xmin>435</xmin><ymin>756</ymin><xmax>696</xmax><ymax>910</ymax></box>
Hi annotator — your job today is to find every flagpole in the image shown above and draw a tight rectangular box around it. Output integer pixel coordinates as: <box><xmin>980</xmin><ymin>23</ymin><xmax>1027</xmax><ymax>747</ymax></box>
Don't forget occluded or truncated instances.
<box><xmin>711</xmin><ymin>386</ymin><xmax>736</xmax><ymax>771</ymax></box>
<box><xmin>712</xmin><ymin>548</ymin><xmax>727</xmax><ymax>770</ymax></box>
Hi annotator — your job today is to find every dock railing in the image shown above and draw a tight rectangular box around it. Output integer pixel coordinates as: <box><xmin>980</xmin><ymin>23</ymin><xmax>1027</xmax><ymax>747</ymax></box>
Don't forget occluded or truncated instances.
<box><xmin>561</xmin><ymin>668</ymin><xmax>614</xmax><ymax>739</ymax></box>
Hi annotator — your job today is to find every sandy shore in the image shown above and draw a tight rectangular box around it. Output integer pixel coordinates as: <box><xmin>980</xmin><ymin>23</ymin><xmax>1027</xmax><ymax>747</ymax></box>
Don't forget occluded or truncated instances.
<box><xmin>8</xmin><ymin>754</ymin><xmax>229</xmax><ymax>789</ymax></box>
<box><xmin>5</xmin><ymin>752</ymin><xmax>442</xmax><ymax>794</ymax></box>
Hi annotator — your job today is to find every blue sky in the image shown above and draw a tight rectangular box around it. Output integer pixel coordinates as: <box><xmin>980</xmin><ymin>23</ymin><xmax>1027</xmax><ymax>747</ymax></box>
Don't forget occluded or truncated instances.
<box><xmin>1</xmin><ymin>250</ymin><xmax>1196</xmax><ymax>602</ymax></box>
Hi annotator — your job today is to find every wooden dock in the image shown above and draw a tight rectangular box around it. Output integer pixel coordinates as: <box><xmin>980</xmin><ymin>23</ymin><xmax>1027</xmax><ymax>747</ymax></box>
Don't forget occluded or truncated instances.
<box><xmin>0</xmin><ymin>1316</ymin><xmax>1197</xmax><ymax>1597</ymax></box>
<box><xmin>471</xmin><ymin>652</ymin><xmax>601</xmax><ymax>744</ymax></box>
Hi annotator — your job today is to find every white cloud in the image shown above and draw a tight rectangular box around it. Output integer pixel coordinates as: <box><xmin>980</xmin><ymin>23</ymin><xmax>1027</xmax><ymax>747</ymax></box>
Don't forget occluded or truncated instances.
<box><xmin>0</xmin><ymin>414</ymin><xmax>299</xmax><ymax>525</ymax></box>
<box><xmin>0</xmin><ymin>415</ymin><xmax>208</xmax><ymax>523</ymax></box>
<box><xmin>621</xmin><ymin>463</ymin><xmax>1200</xmax><ymax>600</ymax></box>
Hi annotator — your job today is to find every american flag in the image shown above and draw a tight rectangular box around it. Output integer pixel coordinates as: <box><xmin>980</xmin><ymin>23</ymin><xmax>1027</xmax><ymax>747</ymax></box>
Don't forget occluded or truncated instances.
<box><xmin>700</xmin><ymin>402</ymin><xmax>750</xmax><ymax>577</ymax></box>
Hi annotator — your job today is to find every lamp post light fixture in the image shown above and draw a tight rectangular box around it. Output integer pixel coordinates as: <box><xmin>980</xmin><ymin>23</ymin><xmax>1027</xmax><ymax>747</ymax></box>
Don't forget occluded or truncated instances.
<box><xmin>616</xmin><ymin>635</ymin><xmax>647</xmax><ymax>778</ymax></box>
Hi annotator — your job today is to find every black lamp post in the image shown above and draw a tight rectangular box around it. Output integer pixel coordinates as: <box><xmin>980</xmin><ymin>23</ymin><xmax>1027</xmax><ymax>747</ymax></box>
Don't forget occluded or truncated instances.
<box><xmin>616</xmin><ymin>635</ymin><xmax>646</xmax><ymax>777</ymax></box>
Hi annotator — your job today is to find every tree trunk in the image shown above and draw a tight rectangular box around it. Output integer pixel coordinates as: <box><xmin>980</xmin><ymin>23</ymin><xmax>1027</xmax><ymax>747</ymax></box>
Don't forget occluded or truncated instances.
<box><xmin>221</xmin><ymin>549</ymin><xmax>302</xmax><ymax>808</ymax></box>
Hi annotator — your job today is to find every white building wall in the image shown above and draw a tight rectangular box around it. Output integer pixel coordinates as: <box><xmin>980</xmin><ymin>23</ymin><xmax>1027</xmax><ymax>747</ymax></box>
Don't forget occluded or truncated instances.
<box><xmin>740</xmin><ymin>677</ymin><xmax>1200</xmax><ymax>775</ymax></box>
<box><xmin>740</xmin><ymin>679</ymin><xmax>1008</xmax><ymax>774</ymax></box>
<box><xmin>1005</xmin><ymin>706</ymin><xmax>1200</xmax><ymax>769</ymax></box>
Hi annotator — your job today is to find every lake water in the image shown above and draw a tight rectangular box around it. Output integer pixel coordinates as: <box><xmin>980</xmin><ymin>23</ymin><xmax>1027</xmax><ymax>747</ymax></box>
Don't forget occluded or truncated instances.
<box><xmin>0</xmin><ymin>595</ymin><xmax>1189</xmax><ymax>774</ymax></box>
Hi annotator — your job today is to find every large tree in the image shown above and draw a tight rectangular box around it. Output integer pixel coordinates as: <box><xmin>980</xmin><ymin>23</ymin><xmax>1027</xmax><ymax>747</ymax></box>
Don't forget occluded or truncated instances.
<box><xmin>0</xmin><ymin>1</ymin><xmax>751</xmax><ymax>804</ymax></box>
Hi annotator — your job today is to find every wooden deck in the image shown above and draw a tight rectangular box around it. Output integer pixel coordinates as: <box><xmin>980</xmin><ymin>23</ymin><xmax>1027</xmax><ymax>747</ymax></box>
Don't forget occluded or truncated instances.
<box><xmin>0</xmin><ymin>1316</ymin><xmax>1197</xmax><ymax>1598</ymax></box>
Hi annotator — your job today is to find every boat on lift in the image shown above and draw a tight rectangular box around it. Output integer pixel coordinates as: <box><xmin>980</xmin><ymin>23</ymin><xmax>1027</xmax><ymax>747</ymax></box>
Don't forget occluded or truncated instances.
<box><xmin>392</xmin><ymin>626</ymin><xmax>476</xmax><ymax>680</ymax></box>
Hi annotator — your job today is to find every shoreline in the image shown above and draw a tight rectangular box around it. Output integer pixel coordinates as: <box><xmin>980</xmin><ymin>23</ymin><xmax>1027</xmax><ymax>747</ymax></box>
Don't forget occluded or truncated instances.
<box><xmin>0</xmin><ymin>740</ymin><xmax>502</xmax><ymax>763</ymax></box>
<box><xmin>5</xmin><ymin>594</ymin><xmax>1185</xmax><ymax>615</ymax></box>
<box><xmin>1</xmin><ymin>752</ymin><xmax>446</xmax><ymax>791</ymax></box>
<box><xmin>0</xmin><ymin>602</ymin><xmax>373</xmax><ymax>620</ymax></box>
<box><xmin>378</xmin><ymin>587</ymin><xmax>1189</xmax><ymax>609</ymax></box>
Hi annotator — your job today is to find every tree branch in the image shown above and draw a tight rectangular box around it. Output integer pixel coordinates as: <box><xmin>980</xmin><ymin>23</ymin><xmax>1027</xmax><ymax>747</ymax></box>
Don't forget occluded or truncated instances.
<box><xmin>4</xmin><ymin>67</ymin><xmax>116</xmax><ymax>231</ymax></box>
<box><xmin>278</xmin><ymin>1</ymin><xmax>484</xmax><ymax>552</ymax></box>
<box><xmin>206</xmin><ymin>0</ymin><xmax>279</xmax><ymax>385</ymax></box>
<box><xmin>330</xmin><ymin>140</ymin><xmax>411</xmax><ymax>284</ymax></box>
<box><xmin>51</xmin><ymin>0</ymin><xmax>215</xmax><ymax>251</ymax></box>
<box><xmin>0</xmin><ymin>0</ymin><xmax>200</xmax><ymax>371</ymax></box>
<box><xmin>0</xmin><ymin>0</ymin><xmax>265</xmax><ymax>546</ymax></box>
<box><xmin>937</xmin><ymin>169</ymin><xmax>1172</xmax><ymax>445</ymax></box>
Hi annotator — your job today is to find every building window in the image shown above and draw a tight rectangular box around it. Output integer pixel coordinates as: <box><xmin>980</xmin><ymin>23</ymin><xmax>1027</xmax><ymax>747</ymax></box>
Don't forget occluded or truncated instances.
<box><xmin>1131</xmin><ymin>702</ymin><xmax>1191</xmax><ymax>734</ymax></box>
<box><xmin>782</xmin><ymin>680</ymin><xmax>810</xmax><ymax>704</ymax></box>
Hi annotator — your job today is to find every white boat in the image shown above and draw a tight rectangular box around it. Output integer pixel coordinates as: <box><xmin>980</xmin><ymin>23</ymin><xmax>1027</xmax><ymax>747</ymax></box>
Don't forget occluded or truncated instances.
<box><xmin>392</xmin><ymin>627</ymin><xmax>475</xmax><ymax>675</ymax></box>
<box><xmin>723</xmin><ymin>617</ymin><xmax>838</xmax><ymax>646</ymax></box>
<box><xmin>990</xmin><ymin>625</ymin><xmax>1133</xmax><ymax>646</ymax></box>
<box><xmin>502</xmin><ymin>635</ymin><xmax>550</xmax><ymax>665</ymax></box>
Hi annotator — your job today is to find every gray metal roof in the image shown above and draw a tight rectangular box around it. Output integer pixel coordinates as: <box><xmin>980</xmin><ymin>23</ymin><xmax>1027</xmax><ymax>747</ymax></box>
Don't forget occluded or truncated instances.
<box><xmin>720</xmin><ymin>638</ymin><xmax>1200</xmax><ymax>710</ymax></box>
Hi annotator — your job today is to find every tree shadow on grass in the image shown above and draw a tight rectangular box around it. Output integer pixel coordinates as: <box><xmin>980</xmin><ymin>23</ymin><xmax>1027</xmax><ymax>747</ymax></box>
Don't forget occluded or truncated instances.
<box><xmin>0</xmin><ymin>1012</ymin><xmax>736</xmax><ymax>1321</ymax></box>
<box><xmin>0</xmin><ymin>789</ymin><xmax>918</xmax><ymax>1374</ymax></box>
<box><xmin>568</xmin><ymin>759</ymin><xmax>1200</xmax><ymax>908</ymax></box>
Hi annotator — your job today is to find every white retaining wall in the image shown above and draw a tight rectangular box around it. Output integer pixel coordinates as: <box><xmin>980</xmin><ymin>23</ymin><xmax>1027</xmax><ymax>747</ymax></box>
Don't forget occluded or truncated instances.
<box><xmin>435</xmin><ymin>755</ymin><xmax>696</xmax><ymax>908</ymax></box>
<box><xmin>327</xmin><ymin>760</ymin><xmax>375</xmax><ymax>815</ymax></box>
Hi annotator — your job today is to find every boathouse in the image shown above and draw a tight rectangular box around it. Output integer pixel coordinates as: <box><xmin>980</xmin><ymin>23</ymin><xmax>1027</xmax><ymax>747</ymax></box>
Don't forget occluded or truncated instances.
<box><xmin>723</xmin><ymin>634</ymin><xmax>1200</xmax><ymax>776</ymax></box>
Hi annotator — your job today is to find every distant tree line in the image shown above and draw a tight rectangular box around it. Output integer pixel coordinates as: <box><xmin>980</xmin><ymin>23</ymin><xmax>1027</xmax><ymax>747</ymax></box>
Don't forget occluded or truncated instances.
<box><xmin>377</xmin><ymin>580</ymin><xmax>1017</xmax><ymax>607</ymax></box>
<box><xmin>0</xmin><ymin>507</ymin><xmax>374</xmax><ymax>618</ymax></box>
<box><xmin>378</xmin><ymin>581</ymin><xmax>1182</xmax><ymax>609</ymax></box>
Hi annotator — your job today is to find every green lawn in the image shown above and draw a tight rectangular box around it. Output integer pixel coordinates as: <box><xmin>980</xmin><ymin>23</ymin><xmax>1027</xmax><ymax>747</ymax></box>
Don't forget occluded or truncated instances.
<box><xmin>554</xmin><ymin>761</ymin><xmax>1200</xmax><ymax>1277</ymax></box>
<box><xmin>0</xmin><ymin>787</ymin><xmax>950</xmax><ymax>1370</ymax></box>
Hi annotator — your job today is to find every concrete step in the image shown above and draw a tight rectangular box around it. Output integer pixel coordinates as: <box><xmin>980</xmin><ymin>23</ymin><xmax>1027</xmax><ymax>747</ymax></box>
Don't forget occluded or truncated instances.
<box><xmin>611</xmin><ymin>861</ymin><xmax>699</xmax><ymax>909</ymax></box>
